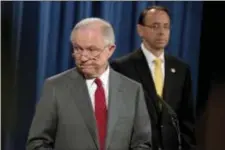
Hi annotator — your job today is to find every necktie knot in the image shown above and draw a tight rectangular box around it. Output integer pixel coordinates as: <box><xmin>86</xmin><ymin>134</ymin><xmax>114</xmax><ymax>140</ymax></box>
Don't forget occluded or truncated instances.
<box><xmin>95</xmin><ymin>78</ymin><xmax>102</xmax><ymax>87</ymax></box>
<box><xmin>154</xmin><ymin>58</ymin><xmax>162</xmax><ymax>66</ymax></box>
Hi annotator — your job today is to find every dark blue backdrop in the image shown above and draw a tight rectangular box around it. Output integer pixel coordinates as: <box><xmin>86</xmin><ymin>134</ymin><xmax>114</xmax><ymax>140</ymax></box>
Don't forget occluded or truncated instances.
<box><xmin>2</xmin><ymin>1</ymin><xmax>203</xmax><ymax>150</ymax></box>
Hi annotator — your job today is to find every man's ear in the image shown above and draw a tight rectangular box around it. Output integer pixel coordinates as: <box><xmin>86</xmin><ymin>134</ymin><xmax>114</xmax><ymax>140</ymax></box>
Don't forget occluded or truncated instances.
<box><xmin>137</xmin><ymin>24</ymin><xmax>144</xmax><ymax>38</ymax></box>
<box><xmin>107</xmin><ymin>44</ymin><xmax>116</xmax><ymax>58</ymax></box>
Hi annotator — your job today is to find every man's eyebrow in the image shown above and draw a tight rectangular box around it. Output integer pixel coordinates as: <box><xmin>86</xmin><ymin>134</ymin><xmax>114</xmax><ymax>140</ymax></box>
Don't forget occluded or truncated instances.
<box><xmin>87</xmin><ymin>45</ymin><xmax>101</xmax><ymax>49</ymax></box>
<box><xmin>151</xmin><ymin>22</ymin><xmax>169</xmax><ymax>25</ymax></box>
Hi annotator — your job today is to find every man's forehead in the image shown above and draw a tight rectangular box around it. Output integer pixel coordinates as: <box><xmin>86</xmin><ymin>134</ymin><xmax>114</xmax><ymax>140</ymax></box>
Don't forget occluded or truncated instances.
<box><xmin>147</xmin><ymin>9</ymin><xmax>168</xmax><ymax>17</ymax></box>
<box><xmin>145</xmin><ymin>9</ymin><xmax>170</xmax><ymax>23</ymax></box>
<box><xmin>74</xmin><ymin>27</ymin><xmax>102</xmax><ymax>38</ymax></box>
<box><xmin>73</xmin><ymin>27</ymin><xmax>104</xmax><ymax>46</ymax></box>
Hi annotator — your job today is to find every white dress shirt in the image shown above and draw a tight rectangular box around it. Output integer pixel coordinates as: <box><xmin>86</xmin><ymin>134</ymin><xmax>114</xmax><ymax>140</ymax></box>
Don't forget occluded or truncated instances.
<box><xmin>86</xmin><ymin>66</ymin><xmax>109</xmax><ymax>111</ymax></box>
<box><xmin>141</xmin><ymin>43</ymin><xmax>165</xmax><ymax>82</ymax></box>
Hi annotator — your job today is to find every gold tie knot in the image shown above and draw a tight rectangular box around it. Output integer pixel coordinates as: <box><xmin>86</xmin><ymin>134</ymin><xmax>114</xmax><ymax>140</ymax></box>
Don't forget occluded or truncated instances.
<box><xmin>154</xmin><ymin>58</ymin><xmax>162</xmax><ymax>66</ymax></box>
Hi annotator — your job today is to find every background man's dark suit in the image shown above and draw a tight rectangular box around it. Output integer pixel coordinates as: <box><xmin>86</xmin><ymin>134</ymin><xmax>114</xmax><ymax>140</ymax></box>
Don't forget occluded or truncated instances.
<box><xmin>111</xmin><ymin>49</ymin><xmax>196</xmax><ymax>150</ymax></box>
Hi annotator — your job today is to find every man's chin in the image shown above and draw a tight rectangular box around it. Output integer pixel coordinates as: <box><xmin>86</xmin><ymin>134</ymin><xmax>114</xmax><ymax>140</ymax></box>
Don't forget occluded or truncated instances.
<box><xmin>79</xmin><ymin>68</ymin><xmax>96</xmax><ymax>79</ymax></box>
<box><xmin>155</xmin><ymin>43</ymin><xmax>167</xmax><ymax>49</ymax></box>
<box><xmin>81</xmin><ymin>68</ymin><xmax>92</xmax><ymax>73</ymax></box>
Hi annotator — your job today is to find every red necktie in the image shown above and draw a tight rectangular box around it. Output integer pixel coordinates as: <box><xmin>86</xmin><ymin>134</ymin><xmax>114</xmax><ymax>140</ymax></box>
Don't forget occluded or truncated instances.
<box><xmin>95</xmin><ymin>78</ymin><xmax>107</xmax><ymax>150</ymax></box>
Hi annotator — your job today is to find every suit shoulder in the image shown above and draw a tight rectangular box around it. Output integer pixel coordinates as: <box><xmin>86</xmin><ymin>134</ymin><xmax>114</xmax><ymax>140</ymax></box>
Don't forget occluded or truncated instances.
<box><xmin>45</xmin><ymin>67</ymin><xmax>77</xmax><ymax>84</ymax></box>
<box><xmin>167</xmin><ymin>54</ymin><xmax>190</xmax><ymax>70</ymax></box>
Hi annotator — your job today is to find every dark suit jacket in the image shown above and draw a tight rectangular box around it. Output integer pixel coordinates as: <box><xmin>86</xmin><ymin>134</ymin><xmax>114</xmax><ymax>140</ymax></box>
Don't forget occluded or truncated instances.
<box><xmin>110</xmin><ymin>49</ymin><xmax>196</xmax><ymax>150</ymax></box>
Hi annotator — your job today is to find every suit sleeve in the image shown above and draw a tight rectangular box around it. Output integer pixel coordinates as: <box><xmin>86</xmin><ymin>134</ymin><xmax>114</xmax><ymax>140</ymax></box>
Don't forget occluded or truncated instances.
<box><xmin>179</xmin><ymin>66</ymin><xmax>196</xmax><ymax>150</ymax></box>
<box><xmin>130</xmin><ymin>85</ymin><xmax>152</xmax><ymax>150</ymax></box>
<box><xmin>26</xmin><ymin>80</ymin><xmax>57</xmax><ymax>150</ymax></box>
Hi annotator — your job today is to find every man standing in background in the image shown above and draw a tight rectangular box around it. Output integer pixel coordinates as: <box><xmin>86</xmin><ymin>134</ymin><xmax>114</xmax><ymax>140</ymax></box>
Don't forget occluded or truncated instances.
<box><xmin>111</xmin><ymin>6</ymin><xmax>196</xmax><ymax>150</ymax></box>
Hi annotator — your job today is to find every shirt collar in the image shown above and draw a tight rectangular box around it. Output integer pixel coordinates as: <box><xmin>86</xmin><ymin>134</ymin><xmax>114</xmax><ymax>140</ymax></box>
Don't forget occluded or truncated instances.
<box><xmin>141</xmin><ymin>43</ymin><xmax>165</xmax><ymax>64</ymax></box>
<box><xmin>86</xmin><ymin>65</ymin><xmax>110</xmax><ymax>87</ymax></box>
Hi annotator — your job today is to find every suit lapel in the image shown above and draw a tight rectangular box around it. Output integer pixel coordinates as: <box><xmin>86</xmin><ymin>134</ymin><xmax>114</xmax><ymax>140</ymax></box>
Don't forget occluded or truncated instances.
<box><xmin>133</xmin><ymin>50</ymin><xmax>160</xmax><ymax>118</ymax></box>
<box><xmin>163</xmin><ymin>55</ymin><xmax>174</xmax><ymax>104</ymax></box>
<box><xmin>69</xmin><ymin>69</ymin><xmax>99</xmax><ymax>149</ymax></box>
<box><xmin>105</xmin><ymin>69</ymin><xmax>123</xmax><ymax>149</ymax></box>
<box><xmin>160</xmin><ymin>55</ymin><xmax>177</xmax><ymax>117</ymax></box>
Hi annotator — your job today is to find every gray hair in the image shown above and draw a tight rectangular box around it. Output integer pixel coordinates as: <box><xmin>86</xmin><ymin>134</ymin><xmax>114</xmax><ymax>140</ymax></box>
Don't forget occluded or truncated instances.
<box><xmin>70</xmin><ymin>18</ymin><xmax>115</xmax><ymax>45</ymax></box>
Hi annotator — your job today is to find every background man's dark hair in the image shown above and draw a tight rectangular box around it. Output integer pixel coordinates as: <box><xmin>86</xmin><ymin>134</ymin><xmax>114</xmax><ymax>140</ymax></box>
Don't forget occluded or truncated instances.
<box><xmin>138</xmin><ymin>5</ymin><xmax>171</xmax><ymax>25</ymax></box>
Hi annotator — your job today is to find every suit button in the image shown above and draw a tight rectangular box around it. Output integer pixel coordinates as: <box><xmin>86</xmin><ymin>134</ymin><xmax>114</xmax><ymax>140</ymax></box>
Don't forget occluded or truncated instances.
<box><xmin>160</xmin><ymin>125</ymin><xmax>164</xmax><ymax>128</ymax></box>
<box><xmin>158</xmin><ymin>148</ymin><xmax>162</xmax><ymax>150</ymax></box>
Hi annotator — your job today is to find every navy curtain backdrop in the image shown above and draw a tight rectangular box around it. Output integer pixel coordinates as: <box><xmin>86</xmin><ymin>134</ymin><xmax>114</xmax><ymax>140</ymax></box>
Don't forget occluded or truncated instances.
<box><xmin>2</xmin><ymin>1</ymin><xmax>203</xmax><ymax>150</ymax></box>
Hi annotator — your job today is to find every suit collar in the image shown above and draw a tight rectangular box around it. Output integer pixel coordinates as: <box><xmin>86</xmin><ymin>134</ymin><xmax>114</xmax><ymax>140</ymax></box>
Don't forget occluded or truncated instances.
<box><xmin>69</xmin><ymin>68</ymin><xmax>123</xmax><ymax>149</ymax></box>
<box><xmin>132</xmin><ymin>49</ymin><xmax>161</xmax><ymax>117</ymax></box>
<box><xmin>141</xmin><ymin>43</ymin><xmax>165</xmax><ymax>65</ymax></box>
<box><xmin>163</xmin><ymin>55</ymin><xmax>176</xmax><ymax>105</ymax></box>
<box><xmin>132</xmin><ymin>49</ymin><xmax>176</xmax><ymax>112</ymax></box>
<box><xmin>105</xmin><ymin>69</ymin><xmax>124</xmax><ymax>149</ymax></box>
<box><xmin>69</xmin><ymin>69</ymin><xmax>99</xmax><ymax>149</ymax></box>
<box><xmin>85</xmin><ymin>65</ymin><xmax>110</xmax><ymax>88</ymax></box>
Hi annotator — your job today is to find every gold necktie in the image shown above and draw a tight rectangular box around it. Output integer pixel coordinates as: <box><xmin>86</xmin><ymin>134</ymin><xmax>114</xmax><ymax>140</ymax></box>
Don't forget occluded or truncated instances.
<box><xmin>154</xmin><ymin>58</ymin><xmax>163</xmax><ymax>110</ymax></box>
<box><xmin>154</xmin><ymin>58</ymin><xmax>163</xmax><ymax>97</ymax></box>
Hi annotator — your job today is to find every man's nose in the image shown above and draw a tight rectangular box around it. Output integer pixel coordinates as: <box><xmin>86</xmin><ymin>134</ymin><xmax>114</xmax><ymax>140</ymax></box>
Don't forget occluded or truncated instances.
<box><xmin>158</xmin><ymin>27</ymin><xmax>166</xmax><ymax>35</ymax></box>
<box><xmin>80</xmin><ymin>54</ymin><xmax>89</xmax><ymax>62</ymax></box>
